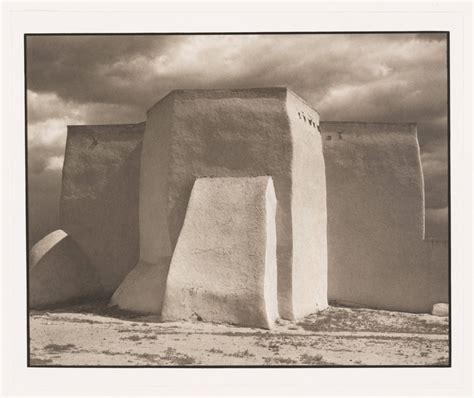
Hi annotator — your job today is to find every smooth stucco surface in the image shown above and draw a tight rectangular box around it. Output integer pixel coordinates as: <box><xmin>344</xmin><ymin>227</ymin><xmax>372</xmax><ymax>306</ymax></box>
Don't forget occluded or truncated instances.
<box><xmin>113</xmin><ymin>88</ymin><xmax>328</xmax><ymax>319</ymax></box>
<box><xmin>110</xmin><ymin>96</ymin><xmax>174</xmax><ymax>313</ymax></box>
<box><xmin>320</xmin><ymin>122</ymin><xmax>446</xmax><ymax>312</ymax></box>
<box><xmin>161</xmin><ymin>177</ymin><xmax>279</xmax><ymax>329</ymax></box>
<box><xmin>60</xmin><ymin>123</ymin><xmax>143</xmax><ymax>295</ymax></box>
<box><xmin>29</xmin><ymin>230</ymin><xmax>101</xmax><ymax>308</ymax></box>
<box><xmin>286</xmin><ymin>92</ymin><xmax>328</xmax><ymax>318</ymax></box>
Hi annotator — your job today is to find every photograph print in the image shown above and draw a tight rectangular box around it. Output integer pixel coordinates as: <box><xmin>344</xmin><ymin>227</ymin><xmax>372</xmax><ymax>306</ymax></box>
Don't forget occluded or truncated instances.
<box><xmin>26</xmin><ymin>32</ymin><xmax>450</xmax><ymax>367</ymax></box>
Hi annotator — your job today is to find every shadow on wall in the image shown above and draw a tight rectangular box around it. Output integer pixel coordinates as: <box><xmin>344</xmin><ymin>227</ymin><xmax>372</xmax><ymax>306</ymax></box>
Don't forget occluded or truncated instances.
<box><xmin>59</xmin><ymin>124</ymin><xmax>143</xmax><ymax>296</ymax></box>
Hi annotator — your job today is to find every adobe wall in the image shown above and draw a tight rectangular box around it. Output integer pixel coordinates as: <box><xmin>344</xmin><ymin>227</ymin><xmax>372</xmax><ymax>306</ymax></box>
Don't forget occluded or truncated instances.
<box><xmin>110</xmin><ymin>98</ymin><xmax>174</xmax><ymax>313</ymax></box>
<box><xmin>286</xmin><ymin>92</ymin><xmax>328</xmax><ymax>318</ymax></box>
<box><xmin>320</xmin><ymin>121</ymin><xmax>440</xmax><ymax>312</ymax></box>
<box><xmin>113</xmin><ymin>88</ymin><xmax>328</xmax><ymax>320</ymax></box>
<box><xmin>60</xmin><ymin>123</ymin><xmax>143</xmax><ymax>295</ymax></box>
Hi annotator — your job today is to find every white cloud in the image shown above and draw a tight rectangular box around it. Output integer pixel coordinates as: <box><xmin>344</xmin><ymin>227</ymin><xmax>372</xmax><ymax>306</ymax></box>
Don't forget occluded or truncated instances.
<box><xmin>45</xmin><ymin>155</ymin><xmax>64</xmax><ymax>171</ymax></box>
<box><xmin>28</xmin><ymin>118</ymin><xmax>75</xmax><ymax>148</ymax></box>
<box><xmin>27</xmin><ymin>90</ymin><xmax>84</xmax><ymax>149</ymax></box>
<box><xmin>27</xmin><ymin>89</ymin><xmax>144</xmax><ymax>154</ymax></box>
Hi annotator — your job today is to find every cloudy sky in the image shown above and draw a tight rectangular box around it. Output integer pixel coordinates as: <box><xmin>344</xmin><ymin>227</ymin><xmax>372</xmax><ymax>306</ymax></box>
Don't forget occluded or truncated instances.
<box><xmin>26</xmin><ymin>33</ymin><xmax>449</xmax><ymax>245</ymax></box>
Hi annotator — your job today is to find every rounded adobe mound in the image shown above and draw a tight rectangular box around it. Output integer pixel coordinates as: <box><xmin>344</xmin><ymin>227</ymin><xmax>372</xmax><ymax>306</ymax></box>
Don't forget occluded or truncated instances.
<box><xmin>29</xmin><ymin>230</ymin><xmax>101</xmax><ymax>309</ymax></box>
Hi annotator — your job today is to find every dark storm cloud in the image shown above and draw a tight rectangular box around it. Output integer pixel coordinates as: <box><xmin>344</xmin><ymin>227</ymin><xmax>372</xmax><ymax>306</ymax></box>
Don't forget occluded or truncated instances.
<box><xmin>27</xmin><ymin>33</ymin><xmax>449</xmax><ymax>242</ymax></box>
<box><xmin>27</xmin><ymin>35</ymin><xmax>180</xmax><ymax>107</ymax></box>
<box><xmin>27</xmin><ymin>33</ymin><xmax>447</xmax><ymax>117</ymax></box>
<box><xmin>414</xmin><ymin>32</ymin><xmax>448</xmax><ymax>42</ymax></box>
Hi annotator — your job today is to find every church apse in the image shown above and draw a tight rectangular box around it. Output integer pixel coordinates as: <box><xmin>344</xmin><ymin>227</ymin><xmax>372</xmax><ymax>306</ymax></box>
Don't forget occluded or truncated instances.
<box><xmin>28</xmin><ymin>88</ymin><xmax>448</xmax><ymax>327</ymax></box>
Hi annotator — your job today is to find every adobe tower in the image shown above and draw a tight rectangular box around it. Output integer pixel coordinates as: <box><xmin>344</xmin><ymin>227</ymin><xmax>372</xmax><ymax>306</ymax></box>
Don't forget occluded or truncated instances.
<box><xmin>111</xmin><ymin>88</ymin><xmax>328</xmax><ymax>321</ymax></box>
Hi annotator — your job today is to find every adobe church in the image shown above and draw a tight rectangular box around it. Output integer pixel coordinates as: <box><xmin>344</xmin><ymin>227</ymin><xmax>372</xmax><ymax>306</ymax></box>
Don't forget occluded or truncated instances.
<box><xmin>29</xmin><ymin>88</ymin><xmax>448</xmax><ymax>329</ymax></box>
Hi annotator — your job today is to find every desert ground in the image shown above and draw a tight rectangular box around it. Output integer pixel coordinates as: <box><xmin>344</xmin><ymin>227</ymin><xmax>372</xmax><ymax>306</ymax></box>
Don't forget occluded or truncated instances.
<box><xmin>29</xmin><ymin>301</ymin><xmax>449</xmax><ymax>366</ymax></box>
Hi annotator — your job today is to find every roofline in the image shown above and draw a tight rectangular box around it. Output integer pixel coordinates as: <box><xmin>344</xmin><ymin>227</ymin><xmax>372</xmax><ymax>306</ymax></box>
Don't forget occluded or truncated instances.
<box><xmin>285</xmin><ymin>88</ymin><xmax>320</xmax><ymax>115</ymax></box>
<box><xmin>146</xmin><ymin>87</ymin><xmax>319</xmax><ymax>115</ymax></box>
<box><xmin>319</xmin><ymin>121</ymin><xmax>418</xmax><ymax>137</ymax></box>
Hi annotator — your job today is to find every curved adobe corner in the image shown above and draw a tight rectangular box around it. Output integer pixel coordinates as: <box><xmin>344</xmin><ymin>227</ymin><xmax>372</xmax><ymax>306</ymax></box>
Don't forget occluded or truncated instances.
<box><xmin>29</xmin><ymin>230</ymin><xmax>101</xmax><ymax>308</ymax></box>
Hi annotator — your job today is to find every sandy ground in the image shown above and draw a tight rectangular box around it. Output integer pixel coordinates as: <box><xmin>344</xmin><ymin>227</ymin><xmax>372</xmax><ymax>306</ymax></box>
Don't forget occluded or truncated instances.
<box><xmin>29</xmin><ymin>301</ymin><xmax>449</xmax><ymax>366</ymax></box>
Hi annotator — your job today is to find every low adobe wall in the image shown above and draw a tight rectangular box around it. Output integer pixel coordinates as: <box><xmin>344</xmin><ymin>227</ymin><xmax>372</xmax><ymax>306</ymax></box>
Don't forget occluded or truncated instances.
<box><xmin>60</xmin><ymin>123</ymin><xmax>143</xmax><ymax>295</ymax></box>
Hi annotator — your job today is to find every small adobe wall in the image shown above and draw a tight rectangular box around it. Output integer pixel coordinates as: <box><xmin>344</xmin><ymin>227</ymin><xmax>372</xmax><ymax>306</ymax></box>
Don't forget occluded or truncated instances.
<box><xmin>162</xmin><ymin>177</ymin><xmax>279</xmax><ymax>329</ymax></box>
<box><xmin>113</xmin><ymin>88</ymin><xmax>328</xmax><ymax>320</ymax></box>
<box><xmin>60</xmin><ymin>123</ymin><xmax>143</xmax><ymax>295</ymax></box>
<box><xmin>320</xmin><ymin>121</ymin><xmax>447</xmax><ymax>312</ymax></box>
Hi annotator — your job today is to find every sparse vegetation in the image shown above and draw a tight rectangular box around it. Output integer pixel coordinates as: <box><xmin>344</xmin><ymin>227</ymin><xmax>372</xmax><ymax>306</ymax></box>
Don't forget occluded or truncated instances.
<box><xmin>208</xmin><ymin>348</ymin><xmax>224</xmax><ymax>354</ymax></box>
<box><xmin>298</xmin><ymin>307</ymin><xmax>449</xmax><ymax>335</ymax></box>
<box><xmin>263</xmin><ymin>356</ymin><xmax>297</xmax><ymax>365</ymax></box>
<box><xmin>134</xmin><ymin>352</ymin><xmax>158</xmax><ymax>362</ymax></box>
<box><xmin>101</xmin><ymin>350</ymin><xmax>122</xmax><ymax>356</ymax></box>
<box><xmin>30</xmin><ymin>357</ymin><xmax>53</xmax><ymax>365</ymax></box>
<box><xmin>268</xmin><ymin>343</ymin><xmax>280</xmax><ymax>352</ymax></box>
<box><xmin>226</xmin><ymin>349</ymin><xmax>255</xmax><ymax>358</ymax></box>
<box><xmin>121</xmin><ymin>334</ymin><xmax>141</xmax><ymax>341</ymax></box>
<box><xmin>299</xmin><ymin>353</ymin><xmax>323</xmax><ymax>364</ymax></box>
<box><xmin>432</xmin><ymin>356</ymin><xmax>449</xmax><ymax>366</ymax></box>
<box><xmin>160</xmin><ymin>347</ymin><xmax>196</xmax><ymax>365</ymax></box>
<box><xmin>120</xmin><ymin>333</ymin><xmax>158</xmax><ymax>341</ymax></box>
<box><xmin>30</xmin><ymin>305</ymin><xmax>449</xmax><ymax>366</ymax></box>
<box><xmin>43</xmin><ymin>343</ymin><xmax>76</xmax><ymax>353</ymax></box>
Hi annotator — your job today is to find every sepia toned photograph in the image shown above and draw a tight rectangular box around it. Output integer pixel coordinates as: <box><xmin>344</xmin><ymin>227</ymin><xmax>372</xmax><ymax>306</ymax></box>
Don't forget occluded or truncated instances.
<box><xmin>26</xmin><ymin>32</ymin><xmax>450</xmax><ymax>367</ymax></box>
